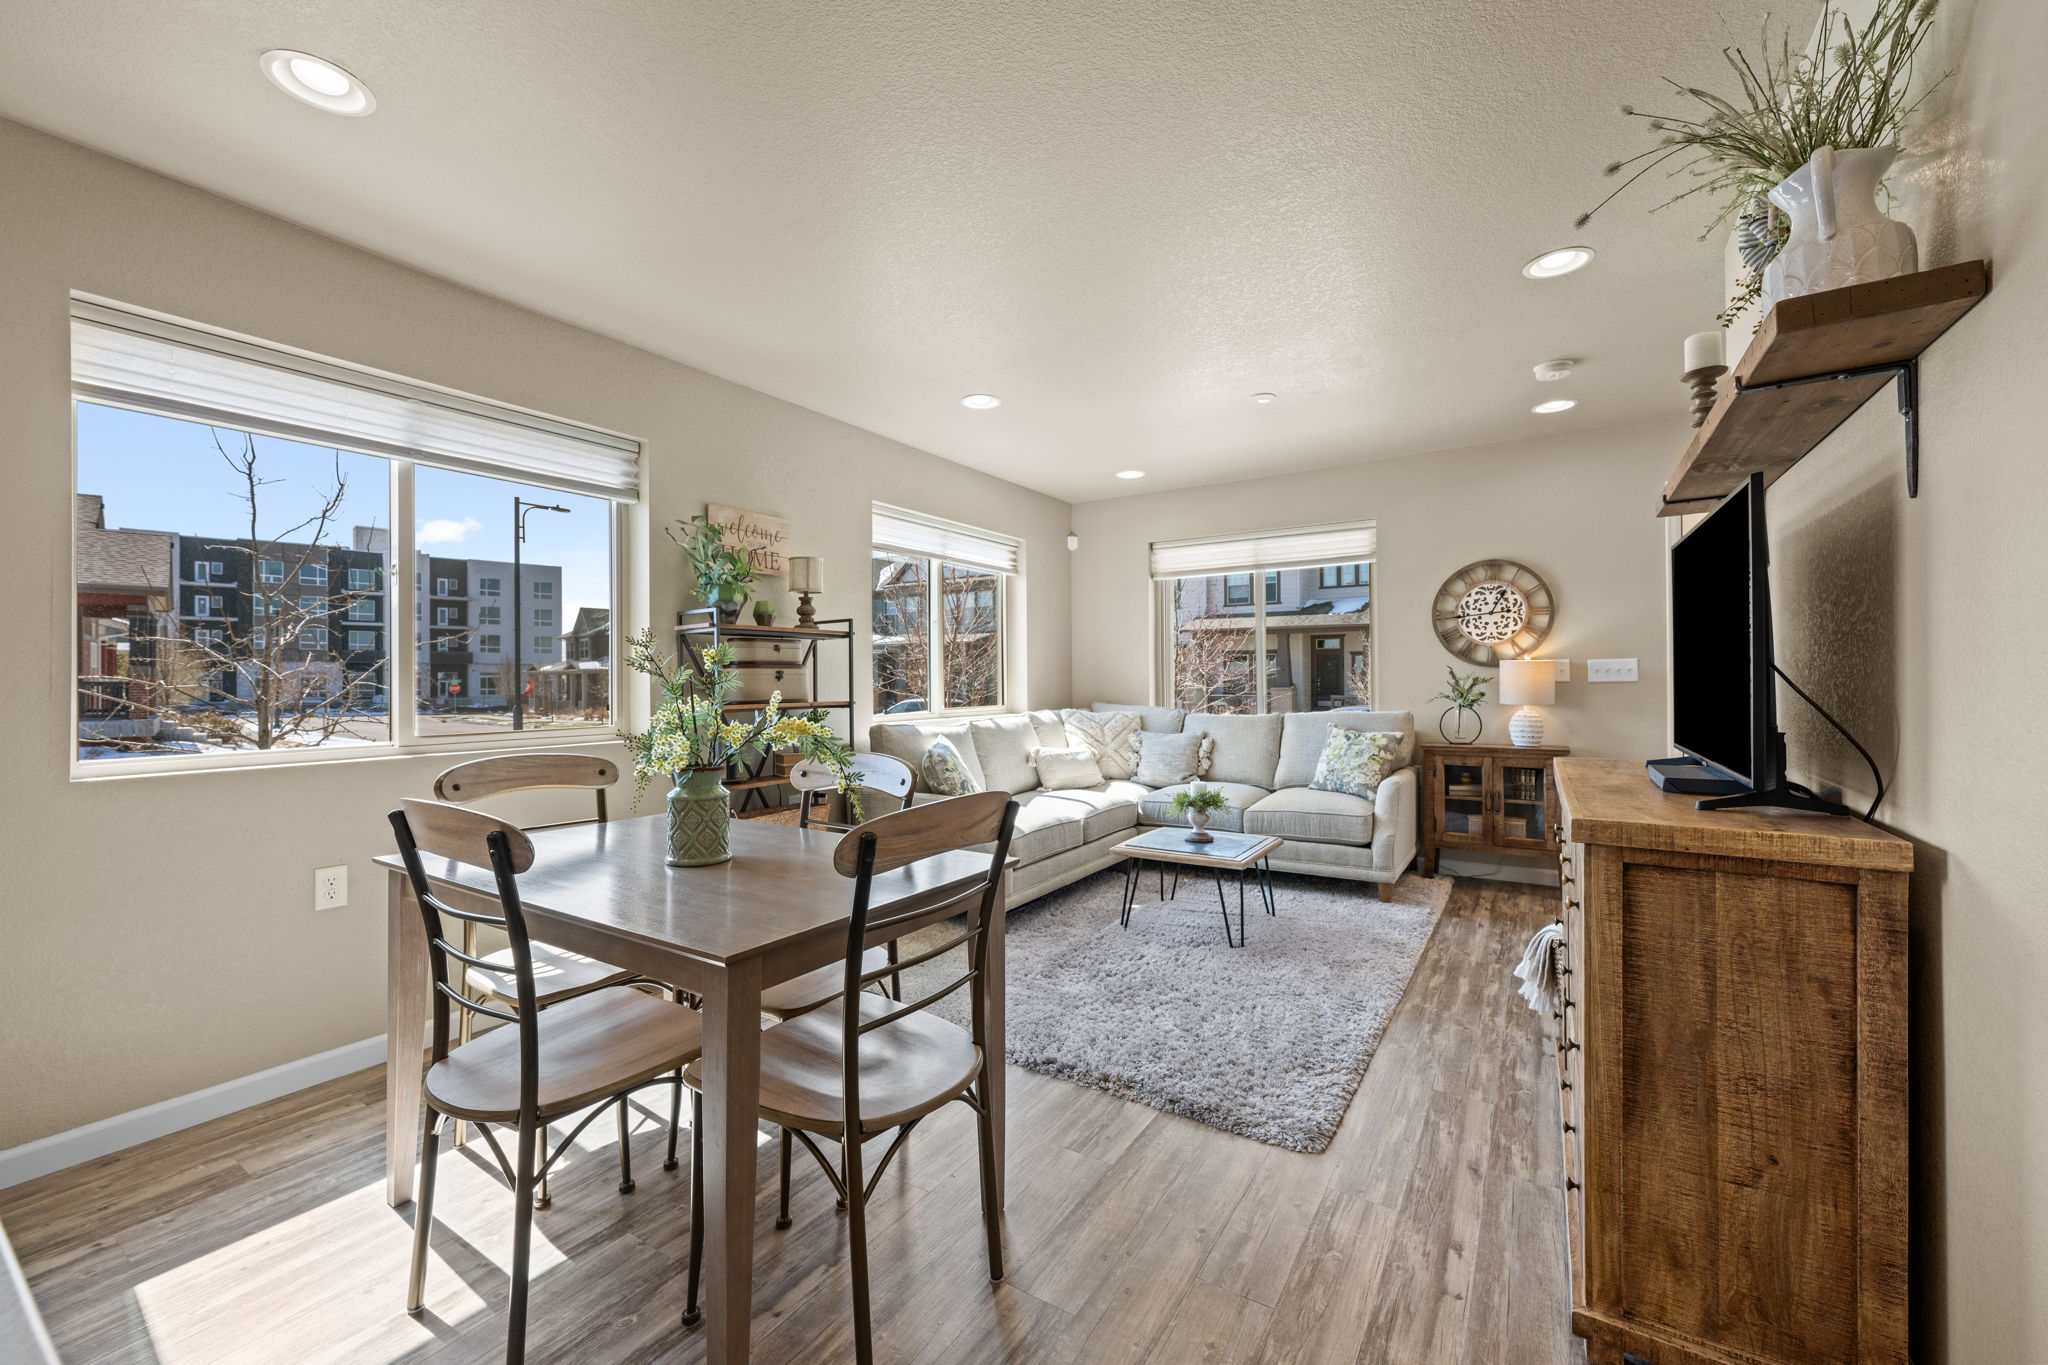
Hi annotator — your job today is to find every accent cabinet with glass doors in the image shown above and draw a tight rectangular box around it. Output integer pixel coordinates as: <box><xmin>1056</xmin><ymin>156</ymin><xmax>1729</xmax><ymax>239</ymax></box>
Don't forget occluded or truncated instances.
<box><xmin>1419</xmin><ymin>743</ymin><xmax>1568</xmax><ymax>874</ymax></box>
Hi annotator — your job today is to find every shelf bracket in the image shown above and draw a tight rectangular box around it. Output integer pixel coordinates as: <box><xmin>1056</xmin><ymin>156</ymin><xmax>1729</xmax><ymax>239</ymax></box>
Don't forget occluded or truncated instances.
<box><xmin>1732</xmin><ymin>356</ymin><xmax>1923</xmax><ymax>497</ymax></box>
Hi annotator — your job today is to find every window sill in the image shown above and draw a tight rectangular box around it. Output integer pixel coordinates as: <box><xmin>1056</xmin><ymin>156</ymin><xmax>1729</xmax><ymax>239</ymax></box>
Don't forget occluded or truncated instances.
<box><xmin>69</xmin><ymin>725</ymin><xmax>625</xmax><ymax>782</ymax></box>
<box><xmin>870</xmin><ymin>705</ymin><xmax>1015</xmax><ymax>724</ymax></box>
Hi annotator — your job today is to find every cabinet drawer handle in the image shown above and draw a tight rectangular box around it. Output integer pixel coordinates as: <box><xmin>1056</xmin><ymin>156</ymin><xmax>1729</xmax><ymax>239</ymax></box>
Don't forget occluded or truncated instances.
<box><xmin>1562</xmin><ymin>1121</ymin><xmax>1576</xmax><ymax>1133</ymax></box>
<box><xmin>1564</xmin><ymin>897</ymin><xmax>1580</xmax><ymax>911</ymax></box>
<box><xmin>1565</xmin><ymin>1178</ymin><xmax>1581</xmax><ymax>1192</ymax></box>
<box><xmin>1561</xmin><ymin>1040</ymin><xmax>1580</xmax><ymax>1053</ymax></box>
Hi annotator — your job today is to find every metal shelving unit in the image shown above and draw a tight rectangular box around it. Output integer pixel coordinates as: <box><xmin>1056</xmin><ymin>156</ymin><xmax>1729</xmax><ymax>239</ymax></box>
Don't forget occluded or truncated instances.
<box><xmin>675</xmin><ymin>607</ymin><xmax>854</xmax><ymax>814</ymax></box>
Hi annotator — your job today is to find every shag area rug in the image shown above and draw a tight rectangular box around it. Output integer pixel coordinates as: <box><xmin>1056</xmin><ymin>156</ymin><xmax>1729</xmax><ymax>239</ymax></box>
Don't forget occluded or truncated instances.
<box><xmin>899</xmin><ymin>865</ymin><xmax>1452</xmax><ymax>1152</ymax></box>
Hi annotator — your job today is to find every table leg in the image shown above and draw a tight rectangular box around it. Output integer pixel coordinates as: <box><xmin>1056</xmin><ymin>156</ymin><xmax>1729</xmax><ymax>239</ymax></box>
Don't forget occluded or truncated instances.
<box><xmin>1260</xmin><ymin>859</ymin><xmax>1277</xmax><ymax>916</ymax></box>
<box><xmin>1119</xmin><ymin>859</ymin><xmax>1136</xmax><ymax>928</ymax></box>
<box><xmin>699</xmin><ymin>959</ymin><xmax>764</xmax><ymax>1364</ymax></box>
<box><xmin>386</xmin><ymin>870</ymin><xmax>429</xmax><ymax>1207</ymax></box>
<box><xmin>987</xmin><ymin>862</ymin><xmax>1009</xmax><ymax>1207</ymax></box>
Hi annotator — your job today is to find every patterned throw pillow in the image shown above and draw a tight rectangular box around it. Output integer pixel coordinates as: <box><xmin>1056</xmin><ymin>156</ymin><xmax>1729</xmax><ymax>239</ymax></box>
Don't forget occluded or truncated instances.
<box><xmin>1309</xmin><ymin>727</ymin><xmax>1401</xmax><ymax>799</ymax></box>
<box><xmin>1133</xmin><ymin>731</ymin><xmax>1204</xmax><ymax>788</ymax></box>
<box><xmin>1034</xmin><ymin>746</ymin><xmax>1105</xmax><ymax>791</ymax></box>
<box><xmin>920</xmin><ymin>737</ymin><xmax>983</xmax><ymax>796</ymax></box>
<box><xmin>1061</xmin><ymin>709</ymin><xmax>1143</xmax><ymax>781</ymax></box>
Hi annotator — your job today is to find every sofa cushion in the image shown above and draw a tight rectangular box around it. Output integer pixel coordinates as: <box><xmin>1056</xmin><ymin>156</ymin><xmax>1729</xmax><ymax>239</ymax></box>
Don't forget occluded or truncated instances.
<box><xmin>992</xmin><ymin>793</ymin><xmax>1088</xmax><ymax>865</ymax></box>
<box><xmin>1183</xmin><ymin>712</ymin><xmax>1285</xmax><ymax>789</ymax></box>
<box><xmin>1091</xmin><ymin>701</ymin><xmax>1187</xmax><ymax>733</ymax></box>
<box><xmin>1133</xmin><ymin>731</ymin><xmax>1204</xmax><ymax>787</ymax></box>
<box><xmin>1025</xmin><ymin>709</ymin><xmax>1070</xmax><ymax>749</ymax></box>
<box><xmin>1035</xmin><ymin>746</ymin><xmax>1105</xmax><ymax>791</ymax></box>
<box><xmin>1245</xmin><ymin>788</ymin><xmax>1376</xmax><ymax>846</ymax></box>
<box><xmin>1272</xmin><ymin>710</ymin><xmax>1415</xmax><ymax>790</ymax></box>
<box><xmin>870</xmin><ymin>719</ymin><xmax>985</xmax><ymax>793</ymax></box>
<box><xmin>1060</xmin><ymin>709</ymin><xmax>1143</xmax><ymax>780</ymax></box>
<box><xmin>1309</xmin><ymin>727</ymin><xmax>1403</xmax><ymax>798</ymax></box>
<box><xmin>1138</xmin><ymin>782</ymin><xmax>1269</xmax><ymax>833</ymax></box>
<box><xmin>968</xmin><ymin>714</ymin><xmax>1041</xmax><ymax>795</ymax></box>
<box><xmin>920</xmin><ymin>738</ymin><xmax>982</xmax><ymax>796</ymax></box>
<box><xmin>1028</xmin><ymin>781</ymin><xmax>1145</xmax><ymax>841</ymax></box>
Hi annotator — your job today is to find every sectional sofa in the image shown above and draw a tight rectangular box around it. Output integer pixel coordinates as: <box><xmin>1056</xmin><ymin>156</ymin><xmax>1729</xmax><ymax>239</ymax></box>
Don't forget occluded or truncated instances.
<box><xmin>869</xmin><ymin>702</ymin><xmax>1419</xmax><ymax>907</ymax></box>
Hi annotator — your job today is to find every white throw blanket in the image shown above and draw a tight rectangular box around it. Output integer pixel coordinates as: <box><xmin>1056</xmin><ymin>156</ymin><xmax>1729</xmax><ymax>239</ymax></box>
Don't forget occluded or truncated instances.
<box><xmin>1514</xmin><ymin>922</ymin><xmax>1567</xmax><ymax>1016</ymax></box>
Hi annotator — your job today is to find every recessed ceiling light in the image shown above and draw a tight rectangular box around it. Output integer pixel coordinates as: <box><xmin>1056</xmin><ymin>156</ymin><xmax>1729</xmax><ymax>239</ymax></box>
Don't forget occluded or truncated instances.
<box><xmin>959</xmin><ymin>393</ymin><xmax>1002</xmax><ymax>409</ymax></box>
<box><xmin>1521</xmin><ymin>247</ymin><xmax>1595</xmax><ymax>279</ymax></box>
<box><xmin>260</xmin><ymin>50</ymin><xmax>375</xmax><ymax>116</ymax></box>
<box><xmin>1115</xmin><ymin>470</ymin><xmax>1146</xmax><ymax>479</ymax></box>
<box><xmin>1532</xmin><ymin>399</ymin><xmax>1577</xmax><ymax>414</ymax></box>
<box><xmin>1251</xmin><ymin>392</ymin><xmax>1277</xmax><ymax>404</ymax></box>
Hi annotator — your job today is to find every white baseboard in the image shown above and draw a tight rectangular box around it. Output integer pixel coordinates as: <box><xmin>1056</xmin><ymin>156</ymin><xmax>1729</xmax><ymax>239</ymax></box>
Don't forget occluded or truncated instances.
<box><xmin>0</xmin><ymin>1035</ymin><xmax>388</xmax><ymax>1191</ymax></box>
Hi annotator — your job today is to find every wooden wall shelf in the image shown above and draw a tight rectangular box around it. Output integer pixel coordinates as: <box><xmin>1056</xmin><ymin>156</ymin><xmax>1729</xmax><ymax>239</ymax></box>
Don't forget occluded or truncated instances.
<box><xmin>1659</xmin><ymin>260</ymin><xmax>1989</xmax><ymax>517</ymax></box>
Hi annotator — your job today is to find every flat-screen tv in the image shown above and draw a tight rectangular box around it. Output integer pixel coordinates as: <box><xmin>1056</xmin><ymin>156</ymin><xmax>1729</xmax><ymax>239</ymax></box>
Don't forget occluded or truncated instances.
<box><xmin>1669</xmin><ymin>472</ymin><xmax>1778</xmax><ymax>794</ymax></box>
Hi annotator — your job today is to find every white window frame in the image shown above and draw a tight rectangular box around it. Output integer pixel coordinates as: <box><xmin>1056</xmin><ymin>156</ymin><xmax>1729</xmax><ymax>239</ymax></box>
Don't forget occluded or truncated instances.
<box><xmin>258</xmin><ymin>559</ymin><xmax>284</xmax><ymax>584</ymax></box>
<box><xmin>298</xmin><ymin>624</ymin><xmax>329</xmax><ymax>651</ymax></box>
<box><xmin>477</xmin><ymin>633</ymin><xmax>502</xmax><ymax>654</ymax></box>
<box><xmin>68</xmin><ymin>296</ymin><xmax>639</xmax><ymax>779</ymax></box>
<box><xmin>477</xmin><ymin>576</ymin><xmax>501</xmax><ymax>597</ymax></box>
<box><xmin>476</xmin><ymin>605</ymin><xmax>502</xmax><ymax>626</ymax></box>
<box><xmin>532</xmin><ymin>636</ymin><xmax>555</xmax><ymax>654</ymax></box>
<box><xmin>868</xmin><ymin>551</ymin><xmax>1016</xmax><ymax>721</ymax></box>
<box><xmin>347</xmin><ymin>567</ymin><xmax>377</xmax><ymax>592</ymax></box>
<box><xmin>532</xmin><ymin>580</ymin><xmax>554</xmax><ymax>600</ymax></box>
<box><xmin>348</xmin><ymin>629</ymin><xmax>377</xmax><ymax>651</ymax></box>
<box><xmin>532</xmin><ymin>607</ymin><xmax>554</xmax><ymax>628</ymax></box>
<box><xmin>347</xmin><ymin>598</ymin><xmax>376</xmax><ymax>621</ymax></box>
<box><xmin>433</xmin><ymin>576</ymin><xmax>458</xmax><ymax>596</ymax></box>
<box><xmin>299</xmin><ymin>563</ymin><xmax>327</xmax><ymax>587</ymax></box>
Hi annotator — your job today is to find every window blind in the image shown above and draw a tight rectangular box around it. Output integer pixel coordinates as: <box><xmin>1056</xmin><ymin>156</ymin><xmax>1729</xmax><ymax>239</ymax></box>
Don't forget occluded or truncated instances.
<box><xmin>1149</xmin><ymin>520</ymin><xmax>1377</xmax><ymax>579</ymax></box>
<box><xmin>872</xmin><ymin>503</ymin><xmax>1020</xmax><ymax>575</ymax></box>
<box><xmin>70</xmin><ymin>300</ymin><xmax>641</xmax><ymax>502</ymax></box>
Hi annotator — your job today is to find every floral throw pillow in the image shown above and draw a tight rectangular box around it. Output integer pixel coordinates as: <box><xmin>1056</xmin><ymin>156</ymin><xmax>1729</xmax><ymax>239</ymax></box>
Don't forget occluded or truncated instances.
<box><xmin>1060</xmin><ymin>709</ymin><xmax>1143</xmax><ymax>781</ymax></box>
<box><xmin>920</xmin><ymin>738</ymin><xmax>983</xmax><ymax>796</ymax></box>
<box><xmin>1309</xmin><ymin>727</ymin><xmax>1402</xmax><ymax>799</ymax></box>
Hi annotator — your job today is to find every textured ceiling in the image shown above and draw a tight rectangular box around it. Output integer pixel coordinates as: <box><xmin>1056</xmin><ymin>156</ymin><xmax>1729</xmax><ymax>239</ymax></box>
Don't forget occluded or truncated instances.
<box><xmin>0</xmin><ymin>0</ymin><xmax>1816</xmax><ymax>502</ymax></box>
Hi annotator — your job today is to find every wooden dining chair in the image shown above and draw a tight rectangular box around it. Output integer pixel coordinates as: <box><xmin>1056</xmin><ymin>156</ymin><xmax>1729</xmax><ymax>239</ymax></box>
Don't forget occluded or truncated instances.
<box><xmin>766</xmin><ymin>752</ymin><xmax>918</xmax><ymax>1018</ymax></box>
<box><xmin>389</xmin><ymin>799</ymin><xmax>704</xmax><ymax>1365</ymax></box>
<box><xmin>435</xmin><ymin>753</ymin><xmax>684</xmax><ymax>1194</ymax></box>
<box><xmin>679</xmin><ymin>790</ymin><xmax>1018</xmax><ymax>1362</ymax></box>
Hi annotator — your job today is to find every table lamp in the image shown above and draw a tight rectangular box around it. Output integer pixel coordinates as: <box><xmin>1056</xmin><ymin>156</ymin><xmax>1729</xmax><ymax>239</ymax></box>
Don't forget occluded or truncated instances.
<box><xmin>789</xmin><ymin>556</ymin><xmax>823</xmax><ymax>629</ymax></box>
<box><xmin>1500</xmin><ymin>657</ymin><xmax>1556</xmax><ymax>747</ymax></box>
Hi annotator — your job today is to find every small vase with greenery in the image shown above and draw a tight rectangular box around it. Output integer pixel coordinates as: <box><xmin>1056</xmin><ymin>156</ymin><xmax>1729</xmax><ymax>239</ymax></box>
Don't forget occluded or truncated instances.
<box><xmin>670</xmin><ymin>513</ymin><xmax>759</xmax><ymax>624</ymax></box>
<box><xmin>1578</xmin><ymin>0</ymin><xmax>1947</xmax><ymax>326</ymax></box>
<box><xmin>623</xmin><ymin>630</ymin><xmax>858</xmax><ymax>866</ymax></box>
<box><xmin>1168</xmin><ymin>784</ymin><xmax>1231</xmax><ymax>844</ymax></box>
<box><xmin>751</xmin><ymin>599</ymin><xmax>777</xmax><ymax>627</ymax></box>
<box><xmin>1432</xmin><ymin>666</ymin><xmax>1489</xmax><ymax>745</ymax></box>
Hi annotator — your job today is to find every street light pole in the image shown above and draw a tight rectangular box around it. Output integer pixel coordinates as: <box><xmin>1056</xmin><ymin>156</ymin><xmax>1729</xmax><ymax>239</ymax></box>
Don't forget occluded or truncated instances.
<box><xmin>512</xmin><ymin>497</ymin><xmax>568</xmax><ymax>731</ymax></box>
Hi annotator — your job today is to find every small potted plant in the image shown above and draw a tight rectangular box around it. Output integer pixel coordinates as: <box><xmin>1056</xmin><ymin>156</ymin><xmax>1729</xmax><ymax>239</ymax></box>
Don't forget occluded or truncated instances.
<box><xmin>1432</xmin><ymin>666</ymin><xmax>1489</xmax><ymax>745</ymax></box>
<box><xmin>752</xmin><ymin>598</ymin><xmax>777</xmax><ymax>627</ymax></box>
<box><xmin>1168</xmin><ymin>784</ymin><xmax>1231</xmax><ymax>844</ymax></box>
<box><xmin>670</xmin><ymin>513</ymin><xmax>758</xmax><ymax>624</ymax></box>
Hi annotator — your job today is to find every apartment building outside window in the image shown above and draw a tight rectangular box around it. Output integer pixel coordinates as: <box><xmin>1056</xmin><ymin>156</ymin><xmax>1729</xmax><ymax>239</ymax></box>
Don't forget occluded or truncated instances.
<box><xmin>71</xmin><ymin>297</ymin><xmax>635</xmax><ymax>770</ymax></box>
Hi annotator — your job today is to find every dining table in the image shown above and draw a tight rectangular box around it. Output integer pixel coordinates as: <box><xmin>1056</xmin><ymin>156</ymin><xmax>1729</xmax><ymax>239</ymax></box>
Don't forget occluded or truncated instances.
<box><xmin>376</xmin><ymin>813</ymin><xmax>1011</xmax><ymax>1364</ymax></box>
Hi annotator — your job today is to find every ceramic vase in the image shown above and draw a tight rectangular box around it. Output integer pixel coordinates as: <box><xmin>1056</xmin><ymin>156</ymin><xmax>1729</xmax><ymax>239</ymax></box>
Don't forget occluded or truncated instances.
<box><xmin>1185</xmin><ymin>810</ymin><xmax>1214</xmax><ymax>844</ymax></box>
<box><xmin>666</xmin><ymin>766</ymin><xmax>732</xmax><ymax>866</ymax></box>
<box><xmin>1762</xmin><ymin>147</ymin><xmax>1917</xmax><ymax>307</ymax></box>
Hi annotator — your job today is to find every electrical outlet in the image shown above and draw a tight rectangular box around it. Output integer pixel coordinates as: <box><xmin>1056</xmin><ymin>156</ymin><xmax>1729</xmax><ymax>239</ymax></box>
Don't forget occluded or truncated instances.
<box><xmin>315</xmin><ymin>865</ymin><xmax>348</xmax><ymax>911</ymax></box>
<box><xmin>1587</xmin><ymin>658</ymin><xmax>1639</xmax><ymax>683</ymax></box>
<box><xmin>1551</xmin><ymin>659</ymin><xmax>1571</xmax><ymax>682</ymax></box>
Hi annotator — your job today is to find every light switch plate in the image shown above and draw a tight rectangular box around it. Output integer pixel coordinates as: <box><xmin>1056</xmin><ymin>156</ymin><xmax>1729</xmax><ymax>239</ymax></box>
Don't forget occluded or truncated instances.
<box><xmin>1552</xmin><ymin>659</ymin><xmax>1571</xmax><ymax>682</ymax></box>
<box><xmin>1587</xmin><ymin>658</ymin><xmax>1639</xmax><ymax>683</ymax></box>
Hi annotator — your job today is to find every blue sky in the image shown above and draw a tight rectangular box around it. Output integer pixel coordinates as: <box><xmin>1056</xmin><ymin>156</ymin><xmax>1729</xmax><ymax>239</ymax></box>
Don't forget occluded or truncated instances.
<box><xmin>77</xmin><ymin>402</ymin><xmax>611</xmax><ymax>617</ymax></box>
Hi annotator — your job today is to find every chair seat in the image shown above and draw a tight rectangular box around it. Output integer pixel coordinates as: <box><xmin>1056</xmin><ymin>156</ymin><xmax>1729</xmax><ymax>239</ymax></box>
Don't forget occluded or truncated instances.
<box><xmin>759</xmin><ymin>947</ymin><xmax>894</xmax><ymax>1020</ymax></box>
<box><xmin>463</xmin><ymin>941</ymin><xmax>636</xmax><ymax>1007</ymax></box>
<box><xmin>687</xmin><ymin>992</ymin><xmax>982</xmax><ymax>1138</ymax></box>
<box><xmin>426</xmin><ymin>989</ymin><xmax>703</xmax><ymax>1122</ymax></box>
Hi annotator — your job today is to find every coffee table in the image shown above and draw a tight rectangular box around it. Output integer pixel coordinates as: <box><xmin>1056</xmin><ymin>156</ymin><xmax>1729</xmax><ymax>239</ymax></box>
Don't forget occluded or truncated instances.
<box><xmin>1114</xmin><ymin>827</ymin><xmax>1280</xmax><ymax>948</ymax></box>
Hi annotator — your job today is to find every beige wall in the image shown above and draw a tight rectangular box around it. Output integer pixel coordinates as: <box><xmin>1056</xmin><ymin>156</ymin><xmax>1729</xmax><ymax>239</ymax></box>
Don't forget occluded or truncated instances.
<box><xmin>0</xmin><ymin>117</ymin><xmax>1071</xmax><ymax>1150</ymax></box>
<box><xmin>1069</xmin><ymin>418</ymin><xmax>1685</xmax><ymax>765</ymax></box>
<box><xmin>1756</xmin><ymin>1</ymin><xmax>2047</xmax><ymax>1358</ymax></box>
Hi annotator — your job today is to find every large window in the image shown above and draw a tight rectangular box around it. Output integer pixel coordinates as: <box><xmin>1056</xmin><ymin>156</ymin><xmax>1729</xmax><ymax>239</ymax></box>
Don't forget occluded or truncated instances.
<box><xmin>870</xmin><ymin>504</ymin><xmax>1018</xmax><ymax>716</ymax></box>
<box><xmin>71</xmin><ymin>299</ymin><xmax>637</xmax><ymax>769</ymax></box>
<box><xmin>1153</xmin><ymin>522</ymin><xmax>1377</xmax><ymax>715</ymax></box>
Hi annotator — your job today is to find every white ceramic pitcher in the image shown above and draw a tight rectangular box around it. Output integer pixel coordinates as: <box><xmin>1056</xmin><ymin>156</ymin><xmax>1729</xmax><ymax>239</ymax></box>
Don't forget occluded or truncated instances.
<box><xmin>1762</xmin><ymin>146</ymin><xmax>1918</xmax><ymax>304</ymax></box>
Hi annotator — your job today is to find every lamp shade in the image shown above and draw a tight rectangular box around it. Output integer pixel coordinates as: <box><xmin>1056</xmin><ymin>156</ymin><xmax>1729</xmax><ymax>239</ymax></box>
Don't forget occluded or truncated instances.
<box><xmin>1499</xmin><ymin>658</ymin><xmax>1556</xmax><ymax>707</ymax></box>
<box><xmin>788</xmin><ymin>556</ymin><xmax>823</xmax><ymax>593</ymax></box>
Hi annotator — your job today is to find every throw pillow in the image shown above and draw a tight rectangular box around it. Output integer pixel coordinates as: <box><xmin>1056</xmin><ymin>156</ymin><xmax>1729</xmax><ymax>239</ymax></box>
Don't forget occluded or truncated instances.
<box><xmin>1193</xmin><ymin>734</ymin><xmax>1217</xmax><ymax>778</ymax></box>
<box><xmin>1060</xmin><ymin>709</ymin><xmax>1143</xmax><ymax>781</ymax></box>
<box><xmin>1034</xmin><ymin>746</ymin><xmax>1105</xmax><ymax>791</ymax></box>
<box><xmin>1309</xmin><ymin>727</ymin><xmax>1402</xmax><ymax>799</ymax></box>
<box><xmin>920</xmin><ymin>738</ymin><xmax>983</xmax><ymax>796</ymax></box>
<box><xmin>1133</xmin><ymin>730</ymin><xmax>1203</xmax><ymax>788</ymax></box>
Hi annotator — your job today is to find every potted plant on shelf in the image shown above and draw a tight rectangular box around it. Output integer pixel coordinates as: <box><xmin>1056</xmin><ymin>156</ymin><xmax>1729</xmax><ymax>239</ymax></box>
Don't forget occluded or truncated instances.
<box><xmin>1579</xmin><ymin>0</ymin><xmax>1948</xmax><ymax>326</ymax></box>
<box><xmin>752</xmin><ymin>599</ymin><xmax>777</xmax><ymax>627</ymax></box>
<box><xmin>623</xmin><ymin>630</ymin><xmax>858</xmax><ymax>866</ymax></box>
<box><xmin>1168</xmin><ymin>784</ymin><xmax>1230</xmax><ymax>844</ymax></box>
<box><xmin>671</xmin><ymin>513</ymin><xmax>758</xmax><ymax>624</ymax></box>
<box><xmin>1432</xmin><ymin>666</ymin><xmax>1489</xmax><ymax>745</ymax></box>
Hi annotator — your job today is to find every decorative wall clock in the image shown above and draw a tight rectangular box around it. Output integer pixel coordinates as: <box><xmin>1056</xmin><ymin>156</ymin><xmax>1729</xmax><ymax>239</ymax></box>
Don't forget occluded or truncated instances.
<box><xmin>1431</xmin><ymin>560</ymin><xmax>1554</xmax><ymax>665</ymax></box>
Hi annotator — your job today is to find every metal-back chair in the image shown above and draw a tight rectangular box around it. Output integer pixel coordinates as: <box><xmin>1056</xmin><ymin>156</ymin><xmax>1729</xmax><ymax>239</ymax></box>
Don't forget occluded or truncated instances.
<box><xmin>679</xmin><ymin>791</ymin><xmax>1018</xmax><ymax>1362</ymax></box>
<box><xmin>390</xmin><ymin>799</ymin><xmax>703</xmax><ymax>1365</ymax></box>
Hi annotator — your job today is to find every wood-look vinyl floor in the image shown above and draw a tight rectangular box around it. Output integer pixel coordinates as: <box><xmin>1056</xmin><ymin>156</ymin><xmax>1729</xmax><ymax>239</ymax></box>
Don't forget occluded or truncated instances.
<box><xmin>0</xmin><ymin>879</ymin><xmax>1584</xmax><ymax>1365</ymax></box>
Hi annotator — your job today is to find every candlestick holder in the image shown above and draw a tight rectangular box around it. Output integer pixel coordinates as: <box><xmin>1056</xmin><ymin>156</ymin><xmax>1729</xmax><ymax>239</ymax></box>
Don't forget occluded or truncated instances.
<box><xmin>1683</xmin><ymin>364</ymin><xmax>1728</xmax><ymax>427</ymax></box>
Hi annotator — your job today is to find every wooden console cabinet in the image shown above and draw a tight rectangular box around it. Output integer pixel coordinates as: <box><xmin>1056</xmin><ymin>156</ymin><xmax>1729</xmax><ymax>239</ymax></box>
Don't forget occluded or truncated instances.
<box><xmin>1552</xmin><ymin>758</ymin><xmax>1912</xmax><ymax>1365</ymax></box>
<box><xmin>1420</xmin><ymin>742</ymin><xmax>1567</xmax><ymax>874</ymax></box>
